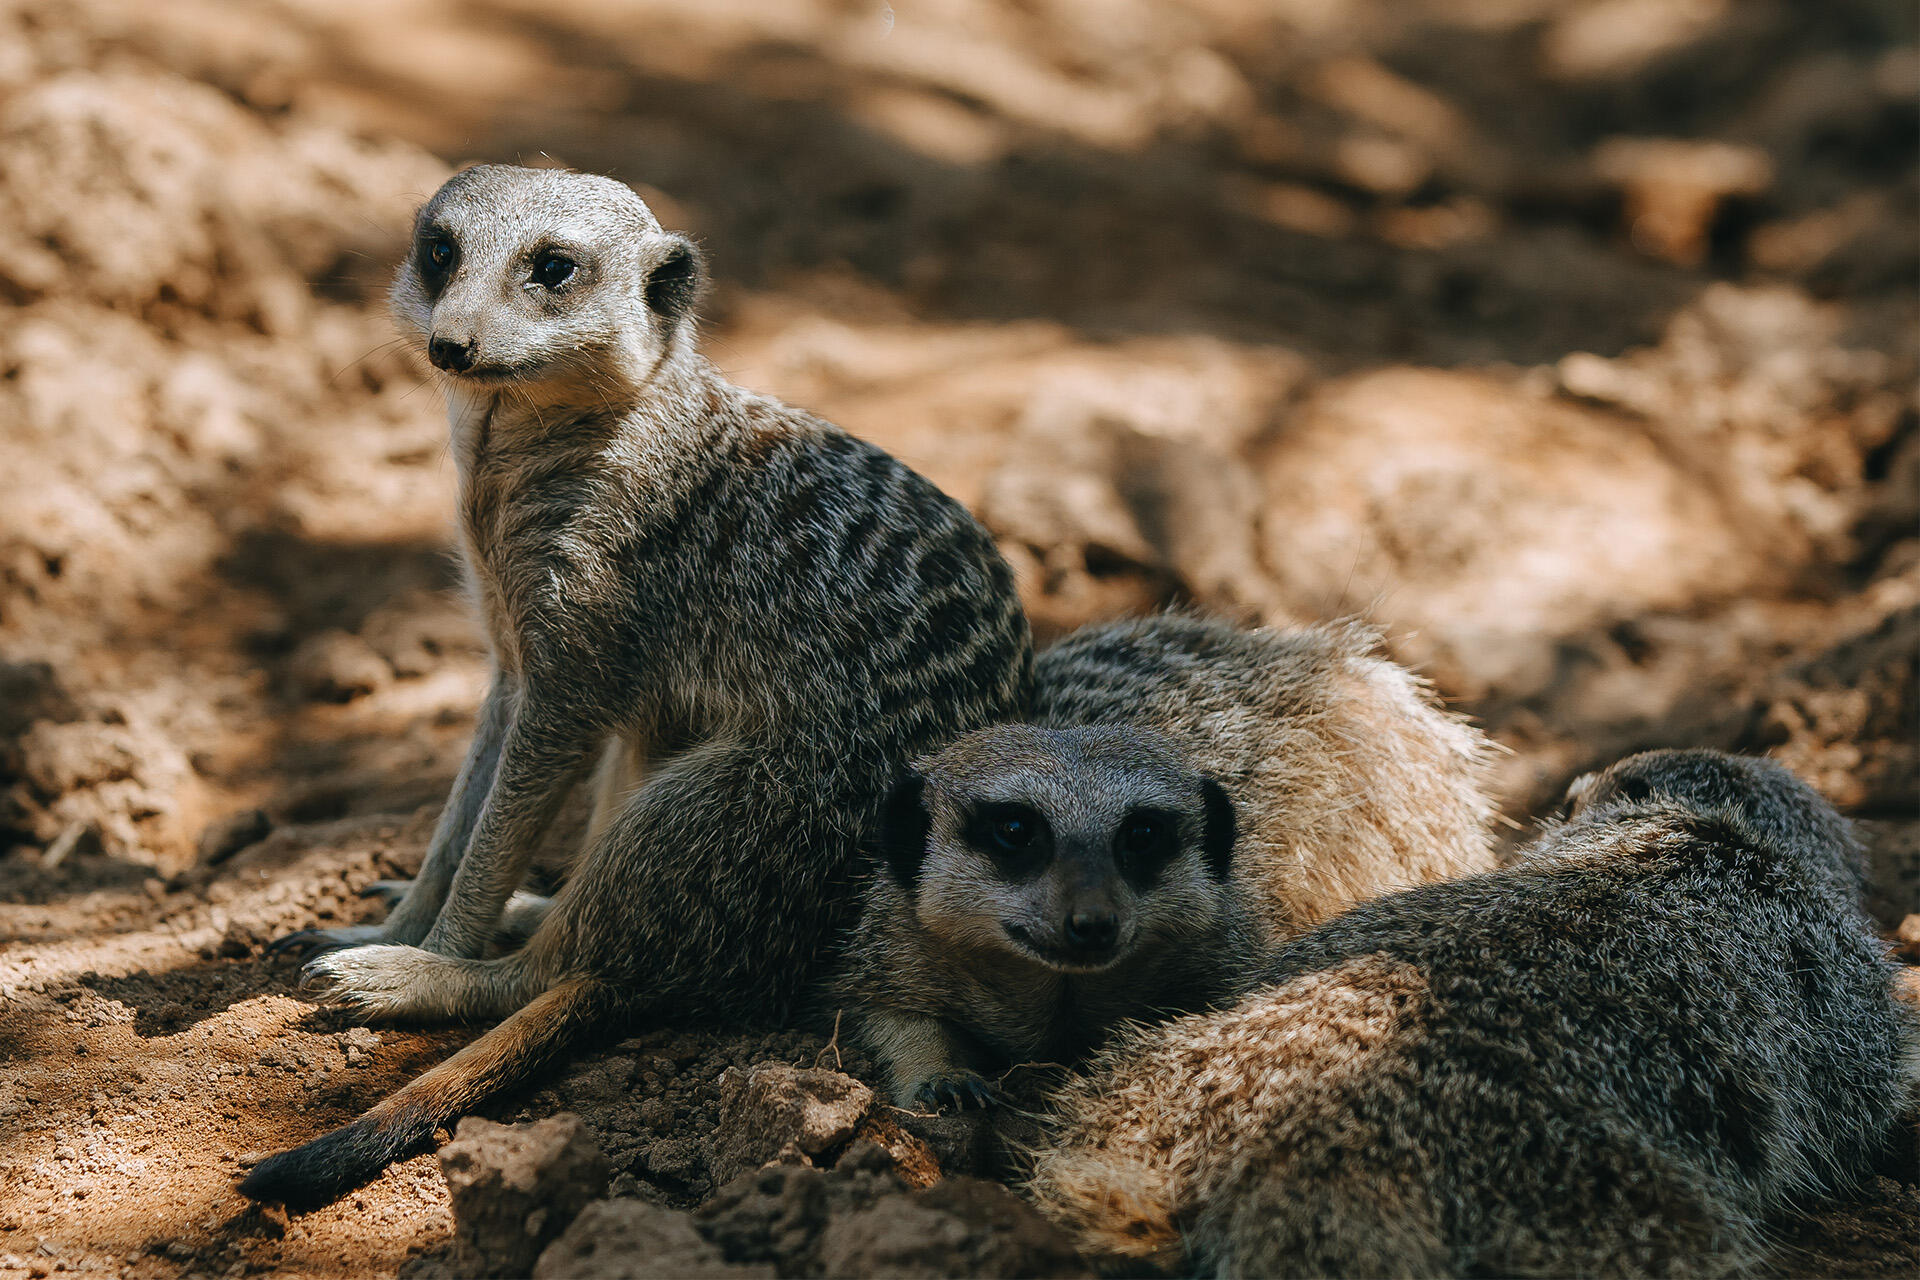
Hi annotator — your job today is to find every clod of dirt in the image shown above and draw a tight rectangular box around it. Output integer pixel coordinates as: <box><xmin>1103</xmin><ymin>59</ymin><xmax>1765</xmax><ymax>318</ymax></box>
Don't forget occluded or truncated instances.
<box><xmin>817</xmin><ymin>1175</ymin><xmax>1089</xmax><ymax>1280</ymax></box>
<box><xmin>288</xmin><ymin>629</ymin><xmax>394</xmax><ymax>703</ymax></box>
<box><xmin>712</xmin><ymin>1064</ymin><xmax>874</xmax><ymax>1185</ymax></box>
<box><xmin>438</xmin><ymin>1113</ymin><xmax>612</xmax><ymax>1279</ymax></box>
<box><xmin>696</xmin><ymin>1142</ymin><xmax>1086</xmax><ymax>1279</ymax></box>
<box><xmin>533</xmin><ymin>1199</ymin><xmax>773</xmax><ymax>1280</ymax></box>
<box><xmin>695</xmin><ymin>1143</ymin><xmax>905</xmax><ymax>1269</ymax></box>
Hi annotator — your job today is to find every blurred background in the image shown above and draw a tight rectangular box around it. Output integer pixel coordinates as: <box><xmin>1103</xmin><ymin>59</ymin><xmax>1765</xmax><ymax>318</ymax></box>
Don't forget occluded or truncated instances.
<box><xmin>0</xmin><ymin>1</ymin><xmax>1914</xmax><ymax>1272</ymax></box>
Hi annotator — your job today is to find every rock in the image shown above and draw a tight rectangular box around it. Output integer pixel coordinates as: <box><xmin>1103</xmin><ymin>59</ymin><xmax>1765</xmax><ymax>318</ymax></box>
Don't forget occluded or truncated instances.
<box><xmin>850</xmin><ymin>1113</ymin><xmax>942</xmax><ymax>1189</ymax></box>
<box><xmin>438</xmin><ymin>1113</ymin><xmax>611</xmax><ymax>1279</ymax></box>
<box><xmin>533</xmin><ymin>1200</ymin><xmax>771</xmax><ymax>1280</ymax></box>
<box><xmin>694</xmin><ymin>1143</ymin><xmax>902</xmax><ymax>1270</ymax></box>
<box><xmin>288</xmin><ymin>629</ymin><xmax>391</xmax><ymax>702</ymax></box>
<box><xmin>711</xmin><ymin>1064</ymin><xmax>873</xmax><ymax>1185</ymax></box>
<box><xmin>197</xmin><ymin>807</ymin><xmax>271</xmax><ymax>863</ymax></box>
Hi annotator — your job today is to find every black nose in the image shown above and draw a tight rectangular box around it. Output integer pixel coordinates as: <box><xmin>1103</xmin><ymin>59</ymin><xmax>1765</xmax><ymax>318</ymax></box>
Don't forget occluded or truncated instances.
<box><xmin>428</xmin><ymin>336</ymin><xmax>475</xmax><ymax>373</ymax></box>
<box><xmin>1064</xmin><ymin>910</ymin><xmax>1118</xmax><ymax>950</ymax></box>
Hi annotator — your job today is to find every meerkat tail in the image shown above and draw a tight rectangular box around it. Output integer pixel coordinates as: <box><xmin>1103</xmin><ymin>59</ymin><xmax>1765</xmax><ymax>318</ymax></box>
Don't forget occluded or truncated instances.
<box><xmin>238</xmin><ymin>976</ymin><xmax>610</xmax><ymax>1207</ymax></box>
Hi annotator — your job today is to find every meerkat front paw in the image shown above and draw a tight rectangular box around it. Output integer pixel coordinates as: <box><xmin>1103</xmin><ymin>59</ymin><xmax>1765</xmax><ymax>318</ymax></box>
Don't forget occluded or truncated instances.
<box><xmin>298</xmin><ymin>944</ymin><xmax>432</xmax><ymax>1021</ymax></box>
<box><xmin>906</xmin><ymin>1070</ymin><xmax>999</xmax><ymax>1113</ymax></box>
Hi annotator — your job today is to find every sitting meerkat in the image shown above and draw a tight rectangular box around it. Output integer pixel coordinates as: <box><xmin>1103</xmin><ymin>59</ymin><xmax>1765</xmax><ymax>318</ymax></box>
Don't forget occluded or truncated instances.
<box><xmin>1027</xmin><ymin>749</ymin><xmax>1920</xmax><ymax>1278</ymax></box>
<box><xmin>241</xmin><ymin>165</ymin><xmax>1031</xmax><ymax>1205</ymax></box>
<box><xmin>839</xmin><ymin>615</ymin><xmax>1497</xmax><ymax>1108</ymax></box>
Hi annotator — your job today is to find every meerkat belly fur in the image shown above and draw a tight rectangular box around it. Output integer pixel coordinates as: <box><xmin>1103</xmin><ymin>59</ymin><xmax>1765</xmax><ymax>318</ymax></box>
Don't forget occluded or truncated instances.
<box><xmin>839</xmin><ymin>615</ymin><xmax>1497</xmax><ymax>1108</ymax></box>
<box><xmin>242</xmin><ymin>165</ymin><xmax>1031</xmax><ymax>1205</ymax></box>
<box><xmin>1027</xmin><ymin>749</ymin><xmax>1920</xmax><ymax>1278</ymax></box>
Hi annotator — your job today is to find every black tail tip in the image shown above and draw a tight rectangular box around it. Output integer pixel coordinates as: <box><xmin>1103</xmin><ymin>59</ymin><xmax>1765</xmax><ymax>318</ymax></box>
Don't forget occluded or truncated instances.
<box><xmin>238</xmin><ymin>1114</ymin><xmax>432</xmax><ymax>1210</ymax></box>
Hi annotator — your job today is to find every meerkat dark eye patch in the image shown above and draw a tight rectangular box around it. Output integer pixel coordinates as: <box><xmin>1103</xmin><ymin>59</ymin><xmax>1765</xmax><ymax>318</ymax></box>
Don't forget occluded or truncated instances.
<box><xmin>1114</xmin><ymin>806</ymin><xmax>1185</xmax><ymax>886</ymax></box>
<box><xmin>644</xmin><ymin>240</ymin><xmax>704</xmax><ymax>323</ymax></box>
<box><xmin>963</xmin><ymin>802</ymin><xmax>1052</xmax><ymax>878</ymax></box>
<box><xmin>878</xmin><ymin>773</ymin><xmax>930</xmax><ymax>888</ymax></box>
<box><xmin>1199</xmin><ymin>778</ymin><xmax>1235</xmax><ymax>881</ymax></box>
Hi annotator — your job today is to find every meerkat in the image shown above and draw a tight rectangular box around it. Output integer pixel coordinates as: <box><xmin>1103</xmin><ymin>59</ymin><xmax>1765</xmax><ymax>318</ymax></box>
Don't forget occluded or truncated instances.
<box><xmin>242</xmin><ymin>165</ymin><xmax>1031</xmax><ymax>1205</ymax></box>
<box><xmin>840</xmin><ymin>615</ymin><xmax>1497</xmax><ymax>1108</ymax></box>
<box><xmin>1026</xmin><ymin>749</ymin><xmax>1920</xmax><ymax>1278</ymax></box>
<box><xmin>837</xmin><ymin>721</ymin><xmax>1252</xmax><ymax>1109</ymax></box>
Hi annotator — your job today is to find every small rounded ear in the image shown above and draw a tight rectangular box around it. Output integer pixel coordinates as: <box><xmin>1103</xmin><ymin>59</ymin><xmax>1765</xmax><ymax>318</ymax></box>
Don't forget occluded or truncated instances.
<box><xmin>644</xmin><ymin>236</ymin><xmax>705</xmax><ymax>326</ymax></box>
<box><xmin>879</xmin><ymin>772</ymin><xmax>931</xmax><ymax>889</ymax></box>
<box><xmin>1199</xmin><ymin>778</ymin><xmax>1235</xmax><ymax>882</ymax></box>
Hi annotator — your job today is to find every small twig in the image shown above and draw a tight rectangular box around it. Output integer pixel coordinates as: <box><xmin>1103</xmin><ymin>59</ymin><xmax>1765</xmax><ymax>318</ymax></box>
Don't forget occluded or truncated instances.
<box><xmin>815</xmin><ymin>1009</ymin><xmax>844</xmax><ymax>1071</ymax></box>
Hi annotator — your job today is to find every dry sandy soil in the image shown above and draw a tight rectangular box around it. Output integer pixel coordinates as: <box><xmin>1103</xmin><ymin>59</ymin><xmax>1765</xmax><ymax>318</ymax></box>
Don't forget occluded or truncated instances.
<box><xmin>0</xmin><ymin>0</ymin><xmax>1915</xmax><ymax>1276</ymax></box>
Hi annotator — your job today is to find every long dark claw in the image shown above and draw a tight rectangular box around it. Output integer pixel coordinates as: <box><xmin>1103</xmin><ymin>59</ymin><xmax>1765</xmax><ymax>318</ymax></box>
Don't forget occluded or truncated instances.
<box><xmin>908</xmin><ymin>1071</ymin><xmax>1000</xmax><ymax>1112</ymax></box>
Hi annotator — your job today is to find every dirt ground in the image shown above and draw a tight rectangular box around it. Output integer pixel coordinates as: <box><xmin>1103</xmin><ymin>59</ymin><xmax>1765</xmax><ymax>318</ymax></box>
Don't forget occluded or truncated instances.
<box><xmin>0</xmin><ymin>0</ymin><xmax>1915</xmax><ymax>1276</ymax></box>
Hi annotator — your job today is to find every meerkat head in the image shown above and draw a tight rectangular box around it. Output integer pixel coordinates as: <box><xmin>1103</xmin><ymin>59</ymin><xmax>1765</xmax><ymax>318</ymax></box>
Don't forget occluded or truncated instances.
<box><xmin>390</xmin><ymin>164</ymin><xmax>705</xmax><ymax>395</ymax></box>
<box><xmin>1564</xmin><ymin>749</ymin><xmax>1863</xmax><ymax>884</ymax></box>
<box><xmin>881</xmin><ymin>724</ymin><xmax>1237</xmax><ymax>974</ymax></box>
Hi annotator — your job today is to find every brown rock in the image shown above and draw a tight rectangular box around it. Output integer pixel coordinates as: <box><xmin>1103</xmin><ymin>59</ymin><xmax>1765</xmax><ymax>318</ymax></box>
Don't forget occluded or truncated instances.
<box><xmin>533</xmin><ymin>1199</ymin><xmax>771</xmax><ymax>1280</ymax></box>
<box><xmin>439</xmin><ymin>1113</ymin><xmax>611</xmax><ymax>1279</ymax></box>
<box><xmin>711</xmin><ymin>1064</ymin><xmax>872</xmax><ymax>1184</ymax></box>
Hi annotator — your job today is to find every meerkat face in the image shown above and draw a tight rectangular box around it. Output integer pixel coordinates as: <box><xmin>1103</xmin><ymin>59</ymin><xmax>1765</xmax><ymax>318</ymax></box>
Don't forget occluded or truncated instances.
<box><xmin>390</xmin><ymin>164</ymin><xmax>705</xmax><ymax>394</ymax></box>
<box><xmin>882</xmin><ymin>725</ymin><xmax>1236</xmax><ymax>974</ymax></box>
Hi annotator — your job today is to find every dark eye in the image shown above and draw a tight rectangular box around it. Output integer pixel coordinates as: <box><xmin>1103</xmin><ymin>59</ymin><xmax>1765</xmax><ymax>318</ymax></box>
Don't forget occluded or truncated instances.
<box><xmin>966</xmin><ymin>803</ymin><xmax>1050</xmax><ymax>873</ymax></box>
<box><xmin>993</xmin><ymin>816</ymin><xmax>1035</xmax><ymax>850</ymax></box>
<box><xmin>423</xmin><ymin>238</ymin><xmax>455</xmax><ymax>273</ymax></box>
<box><xmin>1117</xmin><ymin>816</ymin><xmax>1165</xmax><ymax>858</ymax></box>
<box><xmin>532</xmin><ymin>253</ymin><xmax>577</xmax><ymax>288</ymax></box>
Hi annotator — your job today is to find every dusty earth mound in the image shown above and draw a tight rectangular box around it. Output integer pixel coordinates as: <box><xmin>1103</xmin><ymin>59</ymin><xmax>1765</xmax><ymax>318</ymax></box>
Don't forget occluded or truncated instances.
<box><xmin>0</xmin><ymin>1</ymin><xmax>1914</xmax><ymax>1277</ymax></box>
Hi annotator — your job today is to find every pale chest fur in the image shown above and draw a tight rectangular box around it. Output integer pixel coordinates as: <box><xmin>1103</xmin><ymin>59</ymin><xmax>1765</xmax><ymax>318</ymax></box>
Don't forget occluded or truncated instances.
<box><xmin>447</xmin><ymin>386</ymin><xmax>526</xmax><ymax>674</ymax></box>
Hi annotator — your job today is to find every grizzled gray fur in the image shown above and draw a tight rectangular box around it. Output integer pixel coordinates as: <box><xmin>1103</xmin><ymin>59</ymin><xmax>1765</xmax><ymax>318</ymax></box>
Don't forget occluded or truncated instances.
<box><xmin>840</xmin><ymin>614</ymin><xmax>1496</xmax><ymax>1108</ymax></box>
<box><xmin>244</xmin><ymin>164</ymin><xmax>1030</xmax><ymax>1206</ymax></box>
<box><xmin>1029</xmin><ymin>749</ymin><xmax>1919</xmax><ymax>1278</ymax></box>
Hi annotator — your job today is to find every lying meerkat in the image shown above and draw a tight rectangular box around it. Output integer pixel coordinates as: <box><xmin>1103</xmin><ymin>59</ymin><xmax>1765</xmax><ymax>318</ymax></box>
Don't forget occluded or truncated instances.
<box><xmin>1027</xmin><ymin>749</ymin><xmax>1920</xmax><ymax>1278</ymax></box>
<box><xmin>839</xmin><ymin>615</ymin><xmax>1497</xmax><ymax>1108</ymax></box>
<box><xmin>242</xmin><ymin>164</ymin><xmax>1031</xmax><ymax>1205</ymax></box>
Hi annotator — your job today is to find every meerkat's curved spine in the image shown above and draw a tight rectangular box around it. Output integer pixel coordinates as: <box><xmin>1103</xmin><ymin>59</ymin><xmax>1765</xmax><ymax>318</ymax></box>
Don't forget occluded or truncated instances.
<box><xmin>839</xmin><ymin>614</ymin><xmax>1497</xmax><ymax>1107</ymax></box>
<box><xmin>242</xmin><ymin>165</ymin><xmax>1031</xmax><ymax>1205</ymax></box>
<box><xmin>1027</xmin><ymin>749</ymin><xmax>1918</xmax><ymax>1278</ymax></box>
